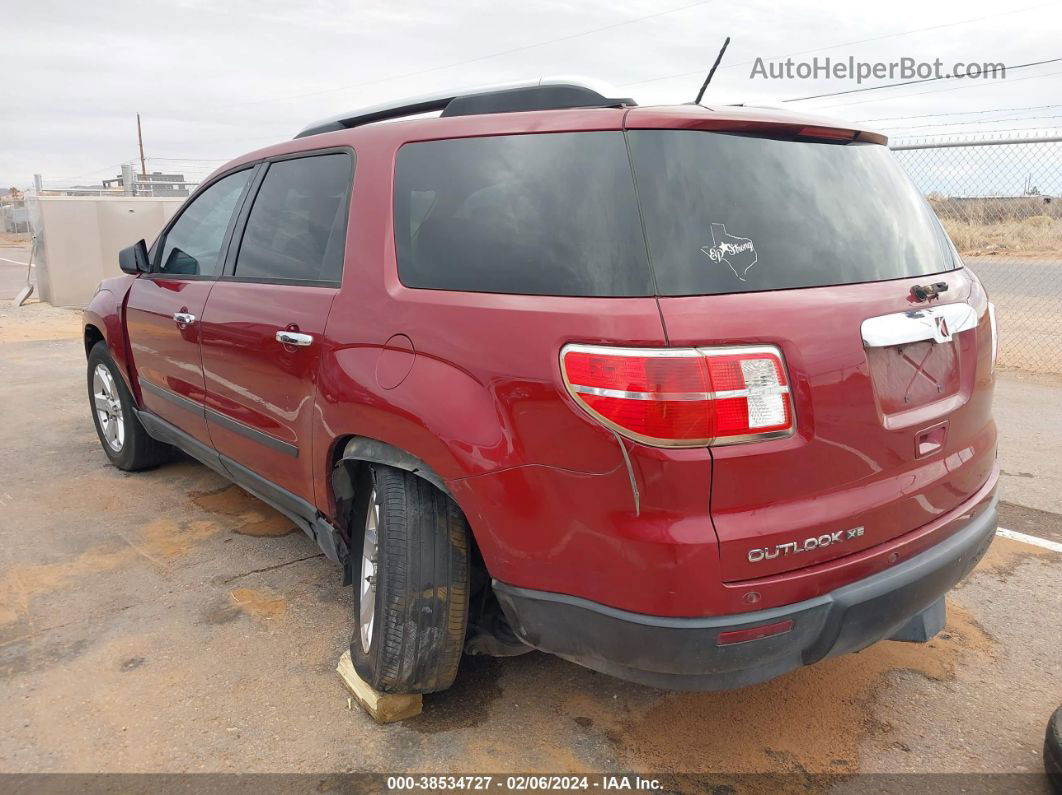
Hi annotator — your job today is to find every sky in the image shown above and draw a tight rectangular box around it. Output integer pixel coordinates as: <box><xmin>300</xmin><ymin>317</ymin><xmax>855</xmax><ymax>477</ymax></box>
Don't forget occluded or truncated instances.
<box><xmin>3</xmin><ymin>0</ymin><xmax>1061</xmax><ymax>189</ymax></box>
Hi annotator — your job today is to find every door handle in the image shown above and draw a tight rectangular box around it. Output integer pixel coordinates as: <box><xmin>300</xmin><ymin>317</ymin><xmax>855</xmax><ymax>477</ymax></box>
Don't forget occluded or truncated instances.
<box><xmin>275</xmin><ymin>330</ymin><xmax>313</xmax><ymax>347</ymax></box>
<box><xmin>173</xmin><ymin>312</ymin><xmax>196</xmax><ymax>327</ymax></box>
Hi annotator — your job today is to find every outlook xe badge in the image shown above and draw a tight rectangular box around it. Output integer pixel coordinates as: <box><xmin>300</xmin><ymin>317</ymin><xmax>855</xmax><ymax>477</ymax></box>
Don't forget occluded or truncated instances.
<box><xmin>702</xmin><ymin>223</ymin><xmax>757</xmax><ymax>282</ymax></box>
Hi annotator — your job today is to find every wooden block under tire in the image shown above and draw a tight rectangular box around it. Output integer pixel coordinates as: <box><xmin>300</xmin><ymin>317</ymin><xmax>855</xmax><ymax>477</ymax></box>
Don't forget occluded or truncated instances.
<box><xmin>337</xmin><ymin>650</ymin><xmax>423</xmax><ymax>723</ymax></box>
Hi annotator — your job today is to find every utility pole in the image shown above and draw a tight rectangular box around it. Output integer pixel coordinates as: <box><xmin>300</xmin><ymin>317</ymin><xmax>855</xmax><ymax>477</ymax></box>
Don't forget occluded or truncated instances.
<box><xmin>136</xmin><ymin>113</ymin><xmax>147</xmax><ymax>179</ymax></box>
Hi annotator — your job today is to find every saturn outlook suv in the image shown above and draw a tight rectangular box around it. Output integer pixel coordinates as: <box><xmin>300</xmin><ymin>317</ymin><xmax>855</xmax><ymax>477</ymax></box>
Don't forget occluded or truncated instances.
<box><xmin>83</xmin><ymin>78</ymin><xmax>999</xmax><ymax>694</ymax></box>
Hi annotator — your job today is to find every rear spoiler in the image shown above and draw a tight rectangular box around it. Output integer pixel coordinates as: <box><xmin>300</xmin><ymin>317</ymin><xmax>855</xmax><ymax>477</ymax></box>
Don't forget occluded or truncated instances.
<box><xmin>634</xmin><ymin>119</ymin><xmax>887</xmax><ymax>146</ymax></box>
<box><xmin>624</xmin><ymin>106</ymin><xmax>888</xmax><ymax>146</ymax></box>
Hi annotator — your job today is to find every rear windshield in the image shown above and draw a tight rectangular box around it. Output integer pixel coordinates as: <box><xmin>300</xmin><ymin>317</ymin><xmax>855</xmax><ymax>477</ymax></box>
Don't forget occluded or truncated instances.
<box><xmin>393</xmin><ymin>129</ymin><xmax>954</xmax><ymax>297</ymax></box>
<box><xmin>393</xmin><ymin>132</ymin><xmax>653</xmax><ymax>296</ymax></box>
<box><xmin>627</xmin><ymin>131</ymin><xmax>954</xmax><ymax>295</ymax></box>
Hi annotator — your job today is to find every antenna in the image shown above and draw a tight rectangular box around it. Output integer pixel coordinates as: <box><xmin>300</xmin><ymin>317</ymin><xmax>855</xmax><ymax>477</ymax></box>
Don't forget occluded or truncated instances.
<box><xmin>694</xmin><ymin>36</ymin><xmax>731</xmax><ymax>105</ymax></box>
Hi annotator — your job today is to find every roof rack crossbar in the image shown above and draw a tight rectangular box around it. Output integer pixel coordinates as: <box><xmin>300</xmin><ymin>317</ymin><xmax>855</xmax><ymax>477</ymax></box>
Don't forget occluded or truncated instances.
<box><xmin>294</xmin><ymin>77</ymin><xmax>635</xmax><ymax>139</ymax></box>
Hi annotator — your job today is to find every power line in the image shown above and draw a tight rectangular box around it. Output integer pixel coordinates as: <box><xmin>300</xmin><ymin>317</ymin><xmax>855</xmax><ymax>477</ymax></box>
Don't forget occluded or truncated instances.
<box><xmin>783</xmin><ymin>57</ymin><xmax>1062</xmax><ymax>103</ymax></box>
<box><xmin>890</xmin><ymin>126</ymin><xmax>1062</xmax><ymax>140</ymax></box>
<box><xmin>875</xmin><ymin>113</ymin><xmax>1062</xmax><ymax>131</ymax></box>
<box><xmin>883</xmin><ymin>129</ymin><xmax>1062</xmax><ymax>147</ymax></box>
<box><xmin>619</xmin><ymin>0</ymin><xmax>1059</xmax><ymax>88</ymax></box>
<box><xmin>813</xmin><ymin>67</ymin><xmax>1062</xmax><ymax>110</ymax></box>
<box><xmin>146</xmin><ymin>157</ymin><xmax>229</xmax><ymax>162</ymax></box>
<box><xmin>856</xmin><ymin>104</ymin><xmax>1062</xmax><ymax>122</ymax></box>
<box><xmin>41</xmin><ymin>163</ymin><xmax>128</xmax><ymax>183</ymax></box>
<box><xmin>218</xmin><ymin>0</ymin><xmax>715</xmax><ymax>110</ymax></box>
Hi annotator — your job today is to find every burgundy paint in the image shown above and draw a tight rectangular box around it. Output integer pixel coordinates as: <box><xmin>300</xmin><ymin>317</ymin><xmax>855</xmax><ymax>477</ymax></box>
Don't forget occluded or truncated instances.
<box><xmin>84</xmin><ymin>103</ymin><xmax>998</xmax><ymax>619</ymax></box>
<box><xmin>124</xmin><ymin>276</ymin><xmax>215</xmax><ymax>446</ymax></box>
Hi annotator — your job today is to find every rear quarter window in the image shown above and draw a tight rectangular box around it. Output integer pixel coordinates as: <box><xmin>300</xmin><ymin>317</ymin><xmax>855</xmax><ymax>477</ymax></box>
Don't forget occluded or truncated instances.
<box><xmin>393</xmin><ymin>132</ymin><xmax>654</xmax><ymax>297</ymax></box>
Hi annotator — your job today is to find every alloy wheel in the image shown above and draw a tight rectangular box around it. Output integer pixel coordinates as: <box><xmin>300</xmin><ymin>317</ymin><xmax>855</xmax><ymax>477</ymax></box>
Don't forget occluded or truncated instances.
<box><xmin>359</xmin><ymin>488</ymin><xmax>379</xmax><ymax>653</ymax></box>
<box><xmin>92</xmin><ymin>364</ymin><xmax>125</xmax><ymax>452</ymax></box>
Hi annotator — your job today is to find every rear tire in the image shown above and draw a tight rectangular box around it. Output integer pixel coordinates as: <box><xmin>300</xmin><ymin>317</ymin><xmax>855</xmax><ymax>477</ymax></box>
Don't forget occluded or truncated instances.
<box><xmin>351</xmin><ymin>464</ymin><xmax>470</xmax><ymax>694</ymax></box>
<box><xmin>87</xmin><ymin>342</ymin><xmax>172</xmax><ymax>471</ymax></box>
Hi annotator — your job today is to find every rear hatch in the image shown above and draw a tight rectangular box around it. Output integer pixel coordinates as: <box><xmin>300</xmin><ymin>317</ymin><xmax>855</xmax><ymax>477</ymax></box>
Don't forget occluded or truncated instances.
<box><xmin>625</xmin><ymin>120</ymin><xmax>997</xmax><ymax>581</ymax></box>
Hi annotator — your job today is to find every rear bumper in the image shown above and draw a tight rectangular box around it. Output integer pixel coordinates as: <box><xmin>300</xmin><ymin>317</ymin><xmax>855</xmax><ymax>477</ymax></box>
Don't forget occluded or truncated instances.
<box><xmin>494</xmin><ymin>496</ymin><xmax>997</xmax><ymax>691</ymax></box>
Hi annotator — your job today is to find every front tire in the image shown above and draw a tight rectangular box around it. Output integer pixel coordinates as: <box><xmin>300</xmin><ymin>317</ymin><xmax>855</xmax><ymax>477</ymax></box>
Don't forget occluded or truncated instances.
<box><xmin>87</xmin><ymin>342</ymin><xmax>171</xmax><ymax>471</ymax></box>
<box><xmin>351</xmin><ymin>464</ymin><xmax>470</xmax><ymax>694</ymax></box>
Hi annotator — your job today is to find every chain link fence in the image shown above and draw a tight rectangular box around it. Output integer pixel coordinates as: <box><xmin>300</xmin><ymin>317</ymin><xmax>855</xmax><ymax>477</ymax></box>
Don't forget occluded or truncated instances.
<box><xmin>892</xmin><ymin>133</ymin><xmax>1062</xmax><ymax>374</ymax></box>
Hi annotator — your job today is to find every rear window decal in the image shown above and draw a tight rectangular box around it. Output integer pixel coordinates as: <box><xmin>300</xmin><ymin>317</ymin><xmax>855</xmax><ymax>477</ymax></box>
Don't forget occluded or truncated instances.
<box><xmin>701</xmin><ymin>223</ymin><xmax>758</xmax><ymax>282</ymax></box>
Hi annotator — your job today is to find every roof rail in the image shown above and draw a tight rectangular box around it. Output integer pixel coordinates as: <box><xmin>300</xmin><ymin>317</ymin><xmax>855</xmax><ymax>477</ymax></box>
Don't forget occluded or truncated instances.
<box><xmin>293</xmin><ymin>76</ymin><xmax>636</xmax><ymax>139</ymax></box>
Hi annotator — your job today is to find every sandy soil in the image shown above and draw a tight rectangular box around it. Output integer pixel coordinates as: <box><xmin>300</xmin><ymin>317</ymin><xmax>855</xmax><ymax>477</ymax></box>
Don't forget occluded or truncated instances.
<box><xmin>0</xmin><ymin>301</ymin><xmax>82</xmax><ymax>343</ymax></box>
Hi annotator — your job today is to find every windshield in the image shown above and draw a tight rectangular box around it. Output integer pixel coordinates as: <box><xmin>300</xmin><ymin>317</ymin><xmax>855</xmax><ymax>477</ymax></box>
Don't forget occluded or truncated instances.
<box><xmin>627</xmin><ymin>130</ymin><xmax>956</xmax><ymax>296</ymax></box>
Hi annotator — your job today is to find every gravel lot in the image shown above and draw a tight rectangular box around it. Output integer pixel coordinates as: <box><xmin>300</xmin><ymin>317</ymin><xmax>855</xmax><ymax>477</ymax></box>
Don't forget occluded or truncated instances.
<box><xmin>0</xmin><ymin>246</ymin><xmax>1059</xmax><ymax>789</ymax></box>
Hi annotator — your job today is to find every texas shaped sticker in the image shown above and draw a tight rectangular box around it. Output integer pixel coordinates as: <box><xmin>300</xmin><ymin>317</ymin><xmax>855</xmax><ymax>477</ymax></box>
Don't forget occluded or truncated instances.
<box><xmin>701</xmin><ymin>223</ymin><xmax>757</xmax><ymax>282</ymax></box>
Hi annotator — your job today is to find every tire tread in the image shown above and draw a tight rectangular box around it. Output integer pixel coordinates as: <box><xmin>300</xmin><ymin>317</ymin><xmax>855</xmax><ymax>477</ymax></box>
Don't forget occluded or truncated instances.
<box><xmin>352</xmin><ymin>465</ymin><xmax>469</xmax><ymax>694</ymax></box>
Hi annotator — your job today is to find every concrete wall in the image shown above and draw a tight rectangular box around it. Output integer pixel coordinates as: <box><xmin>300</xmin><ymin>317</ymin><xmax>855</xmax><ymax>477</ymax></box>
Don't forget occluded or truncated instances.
<box><xmin>27</xmin><ymin>195</ymin><xmax>184</xmax><ymax>307</ymax></box>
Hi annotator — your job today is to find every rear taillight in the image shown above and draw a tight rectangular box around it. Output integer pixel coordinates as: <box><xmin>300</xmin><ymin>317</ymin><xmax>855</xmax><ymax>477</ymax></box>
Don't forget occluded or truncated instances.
<box><xmin>967</xmin><ymin>268</ymin><xmax>998</xmax><ymax>370</ymax></box>
<box><xmin>988</xmin><ymin>301</ymin><xmax>998</xmax><ymax>369</ymax></box>
<box><xmin>560</xmin><ymin>344</ymin><xmax>794</xmax><ymax>447</ymax></box>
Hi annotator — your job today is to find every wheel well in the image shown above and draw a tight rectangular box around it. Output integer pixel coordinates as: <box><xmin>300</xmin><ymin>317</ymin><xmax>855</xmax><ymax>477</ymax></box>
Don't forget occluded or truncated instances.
<box><xmin>328</xmin><ymin>435</ymin><xmax>486</xmax><ymax>580</ymax></box>
<box><xmin>84</xmin><ymin>324</ymin><xmax>105</xmax><ymax>357</ymax></box>
<box><xmin>329</xmin><ymin>435</ymin><xmax>507</xmax><ymax>652</ymax></box>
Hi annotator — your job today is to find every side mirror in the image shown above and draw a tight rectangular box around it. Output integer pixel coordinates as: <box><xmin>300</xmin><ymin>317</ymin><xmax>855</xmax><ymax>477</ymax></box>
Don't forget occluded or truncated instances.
<box><xmin>118</xmin><ymin>239</ymin><xmax>150</xmax><ymax>274</ymax></box>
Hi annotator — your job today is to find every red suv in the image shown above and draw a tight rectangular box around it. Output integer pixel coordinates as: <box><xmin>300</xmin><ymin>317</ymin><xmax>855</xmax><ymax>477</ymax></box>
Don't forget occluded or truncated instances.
<box><xmin>84</xmin><ymin>79</ymin><xmax>999</xmax><ymax>694</ymax></box>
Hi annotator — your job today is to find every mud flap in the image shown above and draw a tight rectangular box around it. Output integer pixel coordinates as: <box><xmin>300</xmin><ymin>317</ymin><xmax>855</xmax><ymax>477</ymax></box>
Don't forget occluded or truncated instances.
<box><xmin>887</xmin><ymin>596</ymin><xmax>946</xmax><ymax>643</ymax></box>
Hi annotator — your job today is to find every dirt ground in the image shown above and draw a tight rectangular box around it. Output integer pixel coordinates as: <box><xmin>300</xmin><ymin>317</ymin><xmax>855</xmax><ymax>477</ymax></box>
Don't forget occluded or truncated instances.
<box><xmin>0</xmin><ymin>293</ymin><xmax>1059</xmax><ymax>789</ymax></box>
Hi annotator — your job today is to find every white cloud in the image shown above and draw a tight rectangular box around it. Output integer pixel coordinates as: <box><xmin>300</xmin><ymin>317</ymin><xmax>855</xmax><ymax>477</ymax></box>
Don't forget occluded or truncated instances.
<box><xmin>3</xmin><ymin>0</ymin><xmax>1060</xmax><ymax>187</ymax></box>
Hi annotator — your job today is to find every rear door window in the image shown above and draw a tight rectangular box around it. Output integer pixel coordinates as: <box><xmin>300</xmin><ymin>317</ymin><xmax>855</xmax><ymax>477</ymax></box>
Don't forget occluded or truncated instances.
<box><xmin>232</xmin><ymin>152</ymin><xmax>353</xmax><ymax>285</ymax></box>
<box><xmin>626</xmin><ymin>130</ymin><xmax>955</xmax><ymax>296</ymax></box>
<box><xmin>393</xmin><ymin>132</ymin><xmax>654</xmax><ymax>296</ymax></box>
